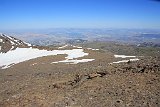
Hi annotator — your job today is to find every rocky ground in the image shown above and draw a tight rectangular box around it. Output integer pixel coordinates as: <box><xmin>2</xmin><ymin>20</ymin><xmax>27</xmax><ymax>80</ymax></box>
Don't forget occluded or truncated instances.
<box><xmin>0</xmin><ymin>43</ymin><xmax>160</xmax><ymax>107</ymax></box>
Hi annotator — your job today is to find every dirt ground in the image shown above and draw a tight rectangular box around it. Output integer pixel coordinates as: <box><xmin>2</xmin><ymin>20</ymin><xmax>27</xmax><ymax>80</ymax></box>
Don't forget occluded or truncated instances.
<box><xmin>0</xmin><ymin>49</ymin><xmax>160</xmax><ymax>107</ymax></box>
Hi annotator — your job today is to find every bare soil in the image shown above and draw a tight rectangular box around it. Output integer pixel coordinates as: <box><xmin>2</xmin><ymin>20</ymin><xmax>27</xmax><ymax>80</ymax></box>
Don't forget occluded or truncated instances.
<box><xmin>0</xmin><ymin>48</ymin><xmax>160</xmax><ymax>107</ymax></box>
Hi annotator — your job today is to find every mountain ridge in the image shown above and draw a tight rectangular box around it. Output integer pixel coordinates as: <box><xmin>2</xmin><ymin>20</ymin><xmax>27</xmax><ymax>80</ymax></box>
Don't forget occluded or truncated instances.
<box><xmin>0</xmin><ymin>33</ymin><xmax>32</xmax><ymax>53</ymax></box>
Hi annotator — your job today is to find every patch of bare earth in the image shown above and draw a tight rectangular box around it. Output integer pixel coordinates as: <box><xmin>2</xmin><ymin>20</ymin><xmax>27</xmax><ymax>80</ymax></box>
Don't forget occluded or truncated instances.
<box><xmin>0</xmin><ymin>50</ymin><xmax>159</xmax><ymax>107</ymax></box>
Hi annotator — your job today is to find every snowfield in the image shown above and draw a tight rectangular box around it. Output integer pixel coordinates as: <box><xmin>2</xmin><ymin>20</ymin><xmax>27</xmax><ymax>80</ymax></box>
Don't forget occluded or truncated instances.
<box><xmin>0</xmin><ymin>47</ymin><xmax>94</xmax><ymax>69</ymax></box>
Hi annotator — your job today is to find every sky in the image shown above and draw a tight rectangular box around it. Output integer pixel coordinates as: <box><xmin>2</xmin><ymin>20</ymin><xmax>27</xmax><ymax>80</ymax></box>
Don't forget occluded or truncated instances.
<box><xmin>0</xmin><ymin>0</ymin><xmax>160</xmax><ymax>30</ymax></box>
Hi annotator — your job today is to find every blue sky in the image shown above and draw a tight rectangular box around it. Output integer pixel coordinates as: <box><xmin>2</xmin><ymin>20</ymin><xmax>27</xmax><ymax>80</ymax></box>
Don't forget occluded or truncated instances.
<box><xmin>0</xmin><ymin>0</ymin><xmax>160</xmax><ymax>30</ymax></box>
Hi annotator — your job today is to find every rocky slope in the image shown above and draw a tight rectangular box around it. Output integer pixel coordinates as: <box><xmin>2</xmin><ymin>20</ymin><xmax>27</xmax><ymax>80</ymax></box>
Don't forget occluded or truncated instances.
<box><xmin>0</xmin><ymin>35</ymin><xmax>159</xmax><ymax>107</ymax></box>
<box><xmin>0</xmin><ymin>34</ymin><xmax>32</xmax><ymax>53</ymax></box>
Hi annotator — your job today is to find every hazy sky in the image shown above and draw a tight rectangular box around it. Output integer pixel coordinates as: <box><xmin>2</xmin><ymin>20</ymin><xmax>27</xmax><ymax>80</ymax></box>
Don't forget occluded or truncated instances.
<box><xmin>0</xmin><ymin>0</ymin><xmax>160</xmax><ymax>30</ymax></box>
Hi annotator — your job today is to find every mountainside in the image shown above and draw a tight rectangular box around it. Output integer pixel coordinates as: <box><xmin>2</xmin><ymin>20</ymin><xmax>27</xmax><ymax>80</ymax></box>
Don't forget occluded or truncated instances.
<box><xmin>0</xmin><ymin>34</ymin><xmax>99</xmax><ymax>69</ymax></box>
<box><xmin>0</xmin><ymin>34</ymin><xmax>160</xmax><ymax>107</ymax></box>
<box><xmin>0</xmin><ymin>34</ymin><xmax>32</xmax><ymax>53</ymax></box>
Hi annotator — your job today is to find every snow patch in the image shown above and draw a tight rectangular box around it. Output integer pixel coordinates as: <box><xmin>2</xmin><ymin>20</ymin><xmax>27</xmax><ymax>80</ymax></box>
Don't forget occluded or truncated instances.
<box><xmin>24</xmin><ymin>41</ymin><xmax>32</xmax><ymax>46</ymax></box>
<box><xmin>5</xmin><ymin>35</ymin><xmax>30</xmax><ymax>46</ymax></box>
<box><xmin>58</xmin><ymin>45</ymin><xmax>68</xmax><ymax>49</ymax></box>
<box><xmin>1</xmin><ymin>63</ymin><xmax>15</xmax><ymax>69</ymax></box>
<box><xmin>129</xmin><ymin>58</ymin><xmax>140</xmax><ymax>61</ymax></box>
<box><xmin>10</xmin><ymin>46</ymin><xmax>15</xmax><ymax>50</ymax></box>
<box><xmin>6</xmin><ymin>36</ymin><xmax>18</xmax><ymax>45</ymax></box>
<box><xmin>10</xmin><ymin>40</ymin><xmax>16</xmax><ymax>45</ymax></box>
<box><xmin>87</xmin><ymin>48</ymin><xmax>99</xmax><ymax>51</ymax></box>
<box><xmin>114</xmin><ymin>55</ymin><xmax>136</xmax><ymax>58</ymax></box>
<box><xmin>72</xmin><ymin>46</ymin><xmax>82</xmax><ymax>49</ymax></box>
<box><xmin>91</xmin><ymin>49</ymin><xmax>99</xmax><ymax>51</ymax></box>
<box><xmin>52</xmin><ymin>59</ymin><xmax>94</xmax><ymax>64</ymax></box>
<box><xmin>110</xmin><ymin>58</ymin><xmax>139</xmax><ymax>64</ymax></box>
<box><xmin>87</xmin><ymin>48</ymin><xmax>92</xmax><ymax>50</ymax></box>
<box><xmin>76</xmin><ymin>46</ymin><xmax>83</xmax><ymax>49</ymax></box>
<box><xmin>0</xmin><ymin>39</ymin><xmax>3</xmax><ymax>42</ymax></box>
<box><xmin>0</xmin><ymin>47</ymin><xmax>94</xmax><ymax>69</ymax></box>
<box><xmin>110</xmin><ymin>54</ymin><xmax>139</xmax><ymax>64</ymax></box>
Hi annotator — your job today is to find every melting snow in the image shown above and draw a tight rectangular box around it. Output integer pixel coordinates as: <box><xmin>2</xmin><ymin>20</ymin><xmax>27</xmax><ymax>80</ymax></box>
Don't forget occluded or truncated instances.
<box><xmin>129</xmin><ymin>58</ymin><xmax>140</xmax><ymax>61</ymax></box>
<box><xmin>10</xmin><ymin>40</ymin><xmax>16</xmax><ymax>45</ymax></box>
<box><xmin>87</xmin><ymin>48</ymin><xmax>99</xmax><ymax>50</ymax></box>
<box><xmin>114</xmin><ymin>55</ymin><xmax>136</xmax><ymax>58</ymax></box>
<box><xmin>52</xmin><ymin>59</ymin><xmax>94</xmax><ymax>64</ymax></box>
<box><xmin>24</xmin><ymin>41</ymin><xmax>32</xmax><ymax>46</ymax></box>
<box><xmin>110</xmin><ymin>58</ymin><xmax>139</xmax><ymax>64</ymax></box>
<box><xmin>110</xmin><ymin>54</ymin><xmax>139</xmax><ymax>64</ymax></box>
<box><xmin>58</xmin><ymin>45</ymin><xmax>68</xmax><ymax>49</ymax></box>
<box><xmin>3</xmin><ymin>35</ymin><xmax>31</xmax><ymax>46</ymax></box>
<box><xmin>10</xmin><ymin>46</ymin><xmax>15</xmax><ymax>50</ymax></box>
<box><xmin>0</xmin><ymin>47</ymin><xmax>94</xmax><ymax>69</ymax></box>
<box><xmin>0</xmin><ymin>39</ymin><xmax>3</xmax><ymax>42</ymax></box>
<box><xmin>6</xmin><ymin>36</ymin><xmax>17</xmax><ymax>45</ymax></box>
<box><xmin>72</xmin><ymin>46</ymin><xmax>82</xmax><ymax>49</ymax></box>
<box><xmin>91</xmin><ymin>49</ymin><xmax>99</xmax><ymax>51</ymax></box>
<box><xmin>87</xmin><ymin>48</ymin><xmax>92</xmax><ymax>50</ymax></box>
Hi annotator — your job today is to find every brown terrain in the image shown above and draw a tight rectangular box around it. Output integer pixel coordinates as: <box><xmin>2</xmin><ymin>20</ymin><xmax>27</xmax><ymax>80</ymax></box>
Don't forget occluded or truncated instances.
<box><xmin>0</xmin><ymin>34</ymin><xmax>160</xmax><ymax>107</ymax></box>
